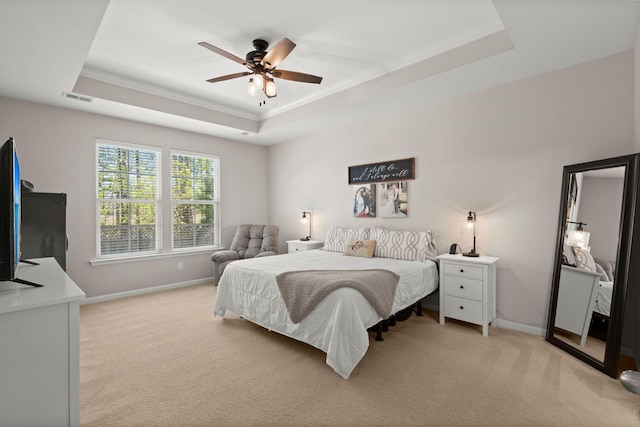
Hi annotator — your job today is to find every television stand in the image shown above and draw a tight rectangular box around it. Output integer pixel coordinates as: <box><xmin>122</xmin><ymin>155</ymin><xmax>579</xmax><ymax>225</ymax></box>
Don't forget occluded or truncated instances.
<box><xmin>12</xmin><ymin>277</ymin><xmax>43</xmax><ymax>287</ymax></box>
<box><xmin>0</xmin><ymin>257</ymin><xmax>85</xmax><ymax>426</ymax></box>
<box><xmin>14</xmin><ymin>259</ymin><xmax>43</xmax><ymax>286</ymax></box>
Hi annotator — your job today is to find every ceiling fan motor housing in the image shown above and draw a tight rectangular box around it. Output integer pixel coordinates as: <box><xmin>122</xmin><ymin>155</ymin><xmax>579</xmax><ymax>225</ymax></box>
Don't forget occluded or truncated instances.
<box><xmin>247</xmin><ymin>39</ymin><xmax>269</xmax><ymax>65</ymax></box>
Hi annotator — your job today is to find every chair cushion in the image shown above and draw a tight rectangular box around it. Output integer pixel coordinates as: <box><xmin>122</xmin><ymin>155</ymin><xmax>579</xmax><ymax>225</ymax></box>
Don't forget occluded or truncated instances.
<box><xmin>229</xmin><ymin>224</ymin><xmax>279</xmax><ymax>259</ymax></box>
<box><xmin>211</xmin><ymin>250</ymin><xmax>240</xmax><ymax>263</ymax></box>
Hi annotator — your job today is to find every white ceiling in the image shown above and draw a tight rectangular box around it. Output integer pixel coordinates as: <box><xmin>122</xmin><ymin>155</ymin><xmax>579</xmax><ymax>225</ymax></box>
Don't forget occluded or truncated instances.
<box><xmin>1</xmin><ymin>0</ymin><xmax>640</xmax><ymax>145</ymax></box>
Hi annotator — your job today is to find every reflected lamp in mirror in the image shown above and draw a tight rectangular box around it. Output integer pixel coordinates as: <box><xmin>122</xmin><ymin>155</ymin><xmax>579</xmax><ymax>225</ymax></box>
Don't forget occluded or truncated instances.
<box><xmin>300</xmin><ymin>211</ymin><xmax>311</xmax><ymax>241</ymax></box>
<box><xmin>566</xmin><ymin>221</ymin><xmax>590</xmax><ymax>250</ymax></box>
<box><xmin>461</xmin><ymin>211</ymin><xmax>479</xmax><ymax>257</ymax></box>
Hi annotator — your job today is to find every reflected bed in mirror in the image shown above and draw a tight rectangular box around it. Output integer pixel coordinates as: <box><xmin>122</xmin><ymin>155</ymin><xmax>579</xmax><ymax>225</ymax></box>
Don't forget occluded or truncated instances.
<box><xmin>546</xmin><ymin>155</ymin><xmax>639</xmax><ymax>378</ymax></box>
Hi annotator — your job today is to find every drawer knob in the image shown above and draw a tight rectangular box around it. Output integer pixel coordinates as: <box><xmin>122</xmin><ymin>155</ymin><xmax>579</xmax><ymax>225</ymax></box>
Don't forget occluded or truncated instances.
<box><xmin>459</xmin><ymin>285</ymin><xmax>464</xmax><ymax>289</ymax></box>
<box><xmin>459</xmin><ymin>306</ymin><xmax>464</xmax><ymax>310</ymax></box>
<box><xmin>460</xmin><ymin>269</ymin><xmax>464</xmax><ymax>273</ymax></box>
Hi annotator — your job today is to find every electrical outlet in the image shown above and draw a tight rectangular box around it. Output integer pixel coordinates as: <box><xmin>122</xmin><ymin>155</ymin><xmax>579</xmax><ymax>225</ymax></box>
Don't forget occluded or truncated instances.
<box><xmin>178</xmin><ymin>262</ymin><xmax>183</xmax><ymax>271</ymax></box>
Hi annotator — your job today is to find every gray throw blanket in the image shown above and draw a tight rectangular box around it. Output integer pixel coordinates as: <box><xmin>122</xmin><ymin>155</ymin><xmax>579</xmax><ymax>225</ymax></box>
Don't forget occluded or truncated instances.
<box><xmin>275</xmin><ymin>269</ymin><xmax>400</xmax><ymax>324</ymax></box>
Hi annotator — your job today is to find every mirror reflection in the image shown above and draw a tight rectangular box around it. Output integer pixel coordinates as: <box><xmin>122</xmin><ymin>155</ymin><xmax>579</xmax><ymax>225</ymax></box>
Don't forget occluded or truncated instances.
<box><xmin>552</xmin><ymin>166</ymin><xmax>625</xmax><ymax>363</ymax></box>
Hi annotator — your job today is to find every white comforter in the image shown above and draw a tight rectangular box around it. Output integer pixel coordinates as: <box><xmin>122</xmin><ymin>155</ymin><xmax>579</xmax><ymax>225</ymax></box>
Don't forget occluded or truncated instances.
<box><xmin>594</xmin><ymin>281</ymin><xmax>613</xmax><ymax>317</ymax></box>
<box><xmin>214</xmin><ymin>250</ymin><xmax>439</xmax><ymax>379</ymax></box>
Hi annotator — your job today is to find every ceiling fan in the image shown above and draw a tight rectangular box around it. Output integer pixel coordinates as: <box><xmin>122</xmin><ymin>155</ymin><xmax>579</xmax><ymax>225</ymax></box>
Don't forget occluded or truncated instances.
<box><xmin>198</xmin><ymin>38</ymin><xmax>323</xmax><ymax>103</ymax></box>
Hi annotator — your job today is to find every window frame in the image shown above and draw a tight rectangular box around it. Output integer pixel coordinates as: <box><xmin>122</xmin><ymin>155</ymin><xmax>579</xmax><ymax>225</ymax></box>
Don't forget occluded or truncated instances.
<box><xmin>170</xmin><ymin>149</ymin><xmax>220</xmax><ymax>251</ymax></box>
<box><xmin>95</xmin><ymin>139</ymin><xmax>162</xmax><ymax>258</ymax></box>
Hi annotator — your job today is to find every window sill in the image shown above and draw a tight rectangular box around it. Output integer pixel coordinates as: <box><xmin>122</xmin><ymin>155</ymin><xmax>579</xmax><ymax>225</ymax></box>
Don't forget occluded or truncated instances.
<box><xmin>89</xmin><ymin>247</ymin><xmax>226</xmax><ymax>266</ymax></box>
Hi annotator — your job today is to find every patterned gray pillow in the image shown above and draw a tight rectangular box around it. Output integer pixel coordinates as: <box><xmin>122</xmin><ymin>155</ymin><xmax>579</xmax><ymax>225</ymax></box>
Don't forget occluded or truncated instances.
<box><xmin>371</xmin><ymin>227</ymin><xmax>436</xmax><ymax>261</ymax></box>
<box><xmin>323</xmin><ymin>227</ymin><xmax>371</xmax><ymax>253</ymax></box>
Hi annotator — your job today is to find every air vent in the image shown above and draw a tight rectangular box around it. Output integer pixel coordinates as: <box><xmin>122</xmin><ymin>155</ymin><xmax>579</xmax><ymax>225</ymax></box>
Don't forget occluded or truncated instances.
<box><xmin>62</xmin><ymin>92</ymin><xmax>94</xmax><ymax>103</ymax></box>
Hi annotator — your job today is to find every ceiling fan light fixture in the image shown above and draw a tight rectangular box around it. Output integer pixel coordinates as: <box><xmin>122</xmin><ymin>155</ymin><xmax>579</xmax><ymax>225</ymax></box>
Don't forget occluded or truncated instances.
<box><xmin>253</xmin><ymin>73</ymin><xmax>264</xmax><ymax>91</ymax></box>
<box><xmin>247</xmin><ymin>78</ymin><xmax>257</xmax><ymax>96</ymax></box>
<box><xmin>265</xmin><ymin>78</ymin><xmax>277</xmax><ymax>97</ymax></box>
<box><xmin>200</xmin><ymin>38</ymin><xmax>323</xmax><ymax>102</ymax></box>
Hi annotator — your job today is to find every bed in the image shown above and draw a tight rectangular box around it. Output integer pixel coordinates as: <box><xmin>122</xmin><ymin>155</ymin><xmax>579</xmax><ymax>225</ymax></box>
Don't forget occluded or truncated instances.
<box><xmin>594</xmin><ymin>280</ymin><xmax>613</xmax><ymax>317</ymax></box>
<box><xmin>214</xmin><ymin>226</ymin><xmax>438</xmax><ymax>379</ymax></box>
<box><xmin>592</xmin><ymin>258</ymin><xmax>615</xmax><ymax>318</ymax></box>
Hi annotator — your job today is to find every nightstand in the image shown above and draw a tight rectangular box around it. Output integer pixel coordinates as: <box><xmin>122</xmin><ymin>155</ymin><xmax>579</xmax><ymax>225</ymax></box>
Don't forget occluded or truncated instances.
<box><xmin>286</xmin><ymin>239</ymin><xmax>324</xmax><ymax>253</ymax></box>
<box><xmin>437</xmin><ymin>253</ymin><xmax>500</xmax><ymax>336</ymax></box>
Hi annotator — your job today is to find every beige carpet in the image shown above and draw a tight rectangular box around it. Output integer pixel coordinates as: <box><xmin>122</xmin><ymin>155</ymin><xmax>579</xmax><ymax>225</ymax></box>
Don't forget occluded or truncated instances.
<box><xmin>80</xmin><ymin>284</ymin><xmax>640</xmax><ymax>426</ymax></box>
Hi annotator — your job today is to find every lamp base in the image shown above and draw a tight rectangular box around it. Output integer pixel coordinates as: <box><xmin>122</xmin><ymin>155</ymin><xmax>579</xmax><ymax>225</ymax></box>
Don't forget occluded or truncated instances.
<box><xmin>300</xmin><ymin>237</ymin><xmax>310</xmax><ymax>241</ymax></box>
<box><xmin>463</xmin><ymin>251</ymin><xmax>479</xmax><ymax>257</ymax></box>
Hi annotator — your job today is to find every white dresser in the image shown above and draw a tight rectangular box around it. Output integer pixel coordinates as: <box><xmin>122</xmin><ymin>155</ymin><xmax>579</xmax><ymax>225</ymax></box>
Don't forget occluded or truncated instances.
<box><xmin>286</xmin><ymin>239</ymin><xmax>324</xmax><ymax>253</ymax></box>
<box><xmin>555</xmin><ymin>265</ymin><xmax>601</xmax><ymax>347</ymax></box>
<box><xmin>437</xmin><ymin>253</ymin><xmax>500</xmax><ymax>336</ymax></box>
<box><xmin>0</xmin><ymin>258</ymin><xmax>85</xmax><ymax>427</ymax></box>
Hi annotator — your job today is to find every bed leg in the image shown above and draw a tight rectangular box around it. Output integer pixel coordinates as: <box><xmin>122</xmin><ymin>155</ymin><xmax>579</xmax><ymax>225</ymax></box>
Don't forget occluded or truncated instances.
<box><xmin>375</xmin><ymin>322</ymin><xmax>384</xmax><ymax>341</ymax></box>
<box><xmin>416</xmin><ymin>301</ymin><xmax>423</xmax><ymax>316</ymax></box>
<box><xmin>389</xmin><ymin>315</ymin><xmax>396</xmax><ymax>327</ymax></box>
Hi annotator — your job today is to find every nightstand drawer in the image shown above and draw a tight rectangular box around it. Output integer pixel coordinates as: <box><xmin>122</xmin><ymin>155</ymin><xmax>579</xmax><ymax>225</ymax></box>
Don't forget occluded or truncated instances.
<box><xmin>286</xmin><ymin>240</ymin><xmax>324</xmax><ymax>253</ymax></box>
<box><xmin>288</xmin><ymin>243</ymin><xmax>307</xmax><ymax>252</ymax></box>
<box><xmin>443</xmin><ymin>295</ymin><xmax>483</xmax><ymax>324</ymax></box>
<box><xmin>443</xmin><ymin>276</ymin><xmax>483</xmax><ymax>300</ymax></box>
<box><xmin>443</xmin><ymin>262</ymin><xmax>483</xmax><ymax>279</ymax></box>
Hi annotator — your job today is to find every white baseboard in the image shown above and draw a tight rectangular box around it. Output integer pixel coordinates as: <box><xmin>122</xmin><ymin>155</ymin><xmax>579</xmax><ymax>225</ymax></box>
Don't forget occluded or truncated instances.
<box><xmin>422</xmin><ymin>302</ymin><xmax>546</xmax><ymax>336</ymax></box>
<box><xmin>495</xmin><ymin>318</ymin><xmax>546</xmax><ymax>336</ymax></box>
<box><xmin>81</xmin><ymin>277</ymin><xmax>214</xmax><ymax>305</ymax></box>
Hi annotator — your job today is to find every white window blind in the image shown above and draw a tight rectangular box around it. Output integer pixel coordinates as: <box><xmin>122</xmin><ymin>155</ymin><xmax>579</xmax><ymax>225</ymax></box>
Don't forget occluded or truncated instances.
<box><xmin>171</xmin><ymin>150</ymin><xmax>218</xmax><ymax>249</ymax></box>
<box><xmin>96</xmin><ymin>141</ymin><xmax>161</xmax><ymax>256</ymax></box>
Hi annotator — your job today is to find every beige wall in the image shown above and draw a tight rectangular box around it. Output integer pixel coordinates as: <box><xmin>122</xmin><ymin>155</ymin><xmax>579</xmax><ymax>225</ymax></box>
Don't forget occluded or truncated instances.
<box><xmin>0</xmin><ymin>98</ymin><xmax>269</xmax><ymax>298</ymax></box>
<box><xmin>268</xmin><ymin>51</ymin><xmax>635</xmax><ymax>330</ymax></box>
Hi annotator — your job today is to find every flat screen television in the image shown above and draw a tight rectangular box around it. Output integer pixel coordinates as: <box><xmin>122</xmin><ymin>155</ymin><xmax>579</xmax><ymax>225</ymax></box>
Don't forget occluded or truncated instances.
<box><xmin>0</xmin><ymin>137</ymin><xmax>41</xmax><ymax>287</ymax></box>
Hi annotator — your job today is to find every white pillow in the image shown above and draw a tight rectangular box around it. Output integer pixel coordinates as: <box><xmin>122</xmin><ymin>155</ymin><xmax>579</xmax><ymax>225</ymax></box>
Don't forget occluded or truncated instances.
<box><xmin>323</xmin><ymin>227</ymin><xmax>371</xmax><ymax>253</ymax></box>
<box><xmin>370</xmin><ymin>227</ymin><xmax>436</xmax><ymax>261</ymax></box>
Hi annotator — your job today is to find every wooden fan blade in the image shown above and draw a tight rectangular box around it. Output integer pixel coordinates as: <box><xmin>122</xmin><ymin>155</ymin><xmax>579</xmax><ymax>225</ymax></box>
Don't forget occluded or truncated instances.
<box><xmin>262</xmin><ymin>38</ymin><xmax>296</xmax><ymax>69</ymax></box>
<box><xmin>198</xmin><ymin>41</ymin><xmax>253</xmax><ymax>70</ymax></box>
<box><xmin>272</xmin><ymin>69</ymin><xmax>323</xmax><ymax>84</ymax></box>
<box><xmin>206</xmin><ymin>71</ymin><xmax>252</xmax><ymax>83</ymax></box>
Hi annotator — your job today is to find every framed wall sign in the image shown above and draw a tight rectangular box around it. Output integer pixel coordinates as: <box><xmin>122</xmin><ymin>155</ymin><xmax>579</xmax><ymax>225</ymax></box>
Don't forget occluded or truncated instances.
<box><xmin>348</xmin><ymin>158</ymin><xmax>415</xmax><ymax>184</ymax></box>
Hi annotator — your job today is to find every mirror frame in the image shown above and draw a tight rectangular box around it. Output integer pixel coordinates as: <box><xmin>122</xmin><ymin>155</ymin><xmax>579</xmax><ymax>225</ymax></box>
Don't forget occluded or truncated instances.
<box><xmin>546</xmin><ymin>154</ymin><xmax>638</xmax><ymax>378</ymax></box>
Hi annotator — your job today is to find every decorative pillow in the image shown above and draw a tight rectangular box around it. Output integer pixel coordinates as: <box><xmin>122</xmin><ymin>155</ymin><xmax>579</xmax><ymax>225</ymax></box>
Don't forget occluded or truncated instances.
<box><xmin>323</xmin><ymin>227</ymin><xmax>371</xmax><ymax>253</ymax></box>
<box><xmin>421</xmin><ymin>230</ymin><xmax>438</xmax><ymax>261</ymax></box>
<box><xmin>371</xmin><ymin>227</ymin><xmax>435</xmax><ymax>261</ymax></box>
<box><xmin>594</xmin><ymin>257</ymin><xmax>615</xmax><ymax>282</ymax></box>
<box><xmin>344</xmin><ymin>239</ymin><xmax>376</xmax><ymax>258</ymax></box>
<box><xmin>562</xmin><ymin>243</ymin><xmax>577</xmax><ymax>266</ymax></box>
<box><xmin>573</xmin><ymin>246</ymin><xmax>596</xmax><ymax>272</ymax></box>
<box><xmin>594</xmin><ymin>262</ymin><xmax>610</xmax><ymax>282</ymax></box>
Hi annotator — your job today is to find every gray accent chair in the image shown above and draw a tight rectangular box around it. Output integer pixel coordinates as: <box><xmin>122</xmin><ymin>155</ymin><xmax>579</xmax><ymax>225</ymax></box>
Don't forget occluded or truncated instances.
<box><xmin>211</xmin><ymin>224</ymin><xmax>279</xmax><ymax>284</ymax></box>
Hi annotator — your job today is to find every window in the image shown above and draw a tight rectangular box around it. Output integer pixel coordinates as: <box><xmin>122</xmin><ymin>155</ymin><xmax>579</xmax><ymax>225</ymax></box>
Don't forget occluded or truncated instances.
<box><xmin>96</xmin><ymin>141</ymin><xmax>161</xmax><ymax>256</ymax></box>
<box><xmin>171</xmin><ymin>151</ymin><xmax>219</xmax><ymax>250</ymax></box>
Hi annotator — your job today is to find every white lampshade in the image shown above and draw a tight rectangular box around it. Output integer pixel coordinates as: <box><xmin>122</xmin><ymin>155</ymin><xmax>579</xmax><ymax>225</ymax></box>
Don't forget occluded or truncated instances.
<box><xmin>566</xmin><ymin>229</ymin><xmax>590</xmax><ymax>249</ymax></box>
<box><xmin>253</xmin><ymin>73</ymin><xmax>264</xmax><ymax>91</ymax></box>
<box><xmin>247</xmin><ymin>78</ymin><xmax>257</xmax><ymax>96</ymax></box>
<box><xmin>265</xmin><ymin>79</ymin><xmax>277</xmax><ymax>97</ymax></box>
<box><xmin>299</xmin><ymin>211</ymin><xmax>311</xmax><ymax>241</ymax></box>
<box><xmin>461</xmin><ymin>211</ymin><xmax>479</xmax><ymax>257</ymax></box>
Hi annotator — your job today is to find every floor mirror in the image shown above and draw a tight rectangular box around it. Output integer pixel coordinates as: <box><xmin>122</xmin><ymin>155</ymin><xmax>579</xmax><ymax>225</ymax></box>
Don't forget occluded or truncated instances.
<box><xmin>546</xmin><ymin>154</ymin><xmax>639</xmax><ymax>378</ymax></box>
